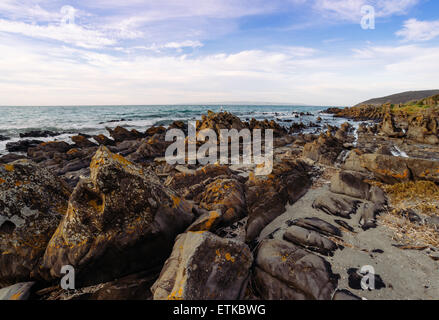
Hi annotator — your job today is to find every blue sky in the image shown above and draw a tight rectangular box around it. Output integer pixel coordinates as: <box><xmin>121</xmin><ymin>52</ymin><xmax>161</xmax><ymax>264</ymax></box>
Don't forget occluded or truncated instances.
<box><xmin>0</xmin><ymin>0</ymin><xmax>438</xmax><ymax>106</ymax></box>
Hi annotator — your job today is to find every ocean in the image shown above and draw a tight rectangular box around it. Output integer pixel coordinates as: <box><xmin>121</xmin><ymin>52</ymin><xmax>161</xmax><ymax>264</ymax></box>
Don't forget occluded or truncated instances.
<box><xmin>0</xmin><ymin>105</ymin><xmax>348</xmax><ymax>155</ymax></box>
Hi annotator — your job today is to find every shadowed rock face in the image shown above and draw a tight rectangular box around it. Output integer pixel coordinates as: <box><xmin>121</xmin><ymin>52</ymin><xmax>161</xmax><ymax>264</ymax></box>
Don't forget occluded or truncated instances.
<box><xmin>194</xmin><ymin>178</ymin><xmax>246</xmax><ymax>227</ymax></box>
<box><xmin>40</xmin><ymin>146</ymin><xmax>194</xmax><ymax>287</ymax></box>
<box><xmin>302</xmin><ymin>132</ymin><xmax>344</xmax><ymax>165</ymax></box>
<box><xmin>253</xmin><ymin>239</ymin><xmax>338</xmax><ymax>300</ymax></box>
<box><xmin>0</xmin><ymin>160</ymin><xmax>71</xmax><ymax>287</ymax></box>
<box><xmin>151</xmin><ymin>231</ymin><xmax>253</xmax><ymax>300</ymax></box>
<box><xmin>245</xmin><ymin>159</ymin><xmax>311</xmax><ymax>242</ymax></box>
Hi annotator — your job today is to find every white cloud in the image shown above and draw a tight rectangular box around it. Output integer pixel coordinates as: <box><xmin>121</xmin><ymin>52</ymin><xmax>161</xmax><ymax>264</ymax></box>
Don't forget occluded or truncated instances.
<box><xmin>396</xmin><ymin>19</ymin><xmax>439</xmax><ymax>41</ymax></box>
<box><xmin>313</xmin><ymin>0</ymin><xmax>420</xmax><ymax>22</ymax></box>
<box><xmin>0</xmin><ymin>33</ymin><xmax>438</xmax><ymax>106</ymax></box>
<box><xmin>0</xmin><ymin>19</ymin><xmax>116</xmax><ymax>48</ymax></box>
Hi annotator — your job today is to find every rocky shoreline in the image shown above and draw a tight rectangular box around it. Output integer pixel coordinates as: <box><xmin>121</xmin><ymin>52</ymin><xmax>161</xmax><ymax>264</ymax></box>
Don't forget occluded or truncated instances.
<box><xmin>1</xmin><ymin>102</ymin><xmax>439</xmax><ymax>300</ymax></box>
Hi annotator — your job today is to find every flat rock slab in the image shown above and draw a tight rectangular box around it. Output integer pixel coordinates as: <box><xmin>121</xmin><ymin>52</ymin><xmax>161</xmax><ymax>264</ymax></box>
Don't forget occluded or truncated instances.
<box><xmin>283</xmin><ymin>225</ymin><xmax>338</xmax><ymax>256</ymax></box>
<box><xmin>254</xmin><ymin>239</ymin><xmax>338</xmax><ymax>300</ymax></box>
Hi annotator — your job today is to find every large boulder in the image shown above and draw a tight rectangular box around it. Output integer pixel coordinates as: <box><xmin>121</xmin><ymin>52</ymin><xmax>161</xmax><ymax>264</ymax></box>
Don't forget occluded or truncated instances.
<box><xmin>245</xmin><ymin>159</ymin><xmax>311</xmax><ymax>242</ymax></box>
<box><xmin>0</xmin><ymin>161</ymin><xmax>71</xmax><ymax>287</ymax></box>
<box><xmin>359</xmin><ymin>154</ymin><xmax>439</xmax><ymax>184</ymax></box>
<box><xmin>151</xmin><ymin>231</ymin><xmax>253</xmax><ymax>300</ymax></box>
<box><xmin>193</xmin><ymin>178</ymin><xmax>246</xmax><ymax>226</ymax></box>
<box><xmin>253</xmin><ymin>239</ymin><xmax>338</xmax><ymax>300</ymax></box>
<box><xmin>302</xmin><ymin>132</ymin><xmax>344</xmax><ymax>165</ymax></box>
<box><xmin>41</xmin><ymin>146</ymin><xmax>194</xmax><ymax>287</ymax></box>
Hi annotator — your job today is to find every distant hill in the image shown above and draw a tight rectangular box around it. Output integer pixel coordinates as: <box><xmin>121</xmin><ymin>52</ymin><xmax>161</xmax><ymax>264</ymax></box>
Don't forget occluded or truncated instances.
<box><xmin>354</xmin><ymin>90</ymin><xmax>439</xmax><ymax>107</ymax></box>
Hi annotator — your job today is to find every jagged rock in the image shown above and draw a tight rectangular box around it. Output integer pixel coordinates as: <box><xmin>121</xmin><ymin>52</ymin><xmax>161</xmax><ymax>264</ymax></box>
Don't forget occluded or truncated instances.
<box><xmin>245</xmin><ymin>159</ymin><xmax>311</xmax><ymax>242</ymax></box>
<box><xmin>127</xmin><ymin>135</ymin><xmax>171</xmax><ymax>162</ymax></box>
<box><xmin>165</xmin><ymin>164</ymin><xmax>234</xmax><ymax>195</ymax></box>
<box><xmin>27</xmin><ymin>141</ymin><xmax>72</xmax><ymax>160</ymax></box>
<box><xmin>186</xmin><ymin>210</ymin><xmax>223</xmax><ymax>232</ymax></box>
<box><xmin>71</xmin><ymin>135</ymin><xmax>97</xmax><ymax>148</ymax></box>
<box><xmin>93</xmin><ymin>134</ymin><xmax>116</xmax><ymax>146</ymax></box>
<box><xmin>106</xmin><ymin>126</ymin><xmax>143</xmax><ymax>142</ymax></box>
<box><xmin>312</xmin><ymin>192</ymin><xmax>361</xmax><ymax>219</ymax></box>
<box><xmin>145</xmin><ymin>126</ymin><xmax>166</xmax><ymax>136</ymax></box>
<box><xmin>6</xmin><ymin>140</ymin><xmax>43</xmax><ymax>153</ymax></box>
<box><xmin>112</xmin><ymin>140</ymin><xmax>142</xmax><ymax>156</ymax></box>
<box><xmin>283</xmin><ymin>225</ymin><xmax>338</xmax><ymax>256</ymax></box>
<box><xmin>379</xmin><ymin>112</ymin><xmax>404</xmax><ymax>138</ymax></box>
<box><xmin>193</xmin><ymin>178</ymin><xmax>246</xmax><ymax>226</ymax></box>
<box><xmin>302</xmin><ymin>132</ymin><xmax>344</xmax><ymax>165</ymax></box>
<box><xmin>0</xmin><ymin>160</ymin><xmax>71</xmax><ymax>287</ymax></box>
<box><xmin>40</xmin><ymin>146</ymin><xmax>194</xmax><ymax>287</ymax></box>
<box><xmin>253</xmin><ymin>239</ymin><xmax>338</xmax><ymax>300</ymax></box>
<box><xmin>151</xmin><ymin>231</ymin><xmax>253</xmax><ymax>300</ymax></box>
<box><xmin>0</xmin><ymin>282</ymin><xmax>35</xmax><ymax>300</ymax></box>
<box><xmin>406</xmin><ymin>114</ymin><xmax>439</xmax><ymax>145</ymax></box>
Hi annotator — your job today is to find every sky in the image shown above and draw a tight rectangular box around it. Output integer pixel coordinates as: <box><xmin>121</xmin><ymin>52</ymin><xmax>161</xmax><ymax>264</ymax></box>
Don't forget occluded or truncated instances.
<box><xmin>0</xmin><ymin>0</ymin><xmax>438</xmax><ymax>106</ymax></box>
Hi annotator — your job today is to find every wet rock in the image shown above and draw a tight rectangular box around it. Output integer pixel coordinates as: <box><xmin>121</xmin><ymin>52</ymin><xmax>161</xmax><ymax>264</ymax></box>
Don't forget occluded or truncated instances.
<box><xmin>112</xmin><ymin>140</ymin><xmax>142</xmax><ymax>157</ymax></box>
<box><xmin>20</xmin><ymin>130</ymin><xmax>60</xmax><ymax>138</ymax></box>
<box><xmin>106</xmin><ymin>126</ymin><xmax>143</xmax><ymax>142</ymax></box>
<box><xmin>312</xmin><ymin>192</ymin><xmax>361</xmax><ymax>219</ymax></box>
<box><xmin>302</xmin><ymin>132</ymin><xmax>344</xmax><ymax>165</ymax></box>
<box><xmin>151</xmin><ymin>231</ymin><xmax>253</xmax><ymax>300</ymax></box>
<box><xmin>6</xmin><ymin>140</ymin><xmax>43</xmax><ymax>153</ymax></box>
<box><xmin>0</xmin><ymin>153</ymin><xmax>27</xmax><ymax>164</ymax></box>
<box><xmin>93</xmin><ymin>134</ymin><xmax>116</xmax><ymax>146</ymax></box>
<box><xmin>27</xmin><ymin>141</ymin><xmax>72</xmax><ymax>160</ymax></box>
<box><xmin>145</xmin><ymin>126</ymin><xmax>166</xmax><ymax>136</ymax></box>
<box><xmin>253</xmin><ymin>239</ymin><xmax>338</xmax><ymax>300</ymax></box>
<box><xmin>0</xmin><ymin>135</ymin><xmax>10</xmax><ymax>141</ymax></box>
<box><xmin>245</xmin><ymin>159</ymin><xmax>311</xmax><ymax>242</ymax></box>
<box><xmin>127</xmin><ymin>135</ymin><xmax>171</xmax><ymax>162</ymax></box>
<box><xmin>283</xmin><ymin>225</ymin><xmax>338</xmax><ymax>256</ymax></box>
<box><xmin>41</xmin><ymin>146</ymin><xmax>194</xmax><ymax>287</ymax></box>
<box><xmin>0</xmin><ymin>160</ymin><xmax>71</xmax><ymax>287</ymax></box>
<box><xmin>71</xmin><ymin>135</ymin><xmax>97</xmax><ymax>148</ymax></box>
<box><xmin>0</xmin><ymin>282</ymin><xmax>35</xmax><ymax>300</ymax></box>
<box><xmin>193</xmin><ymin>178</ymin><xmax>246</xmax><ymax>226</ymax></box>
